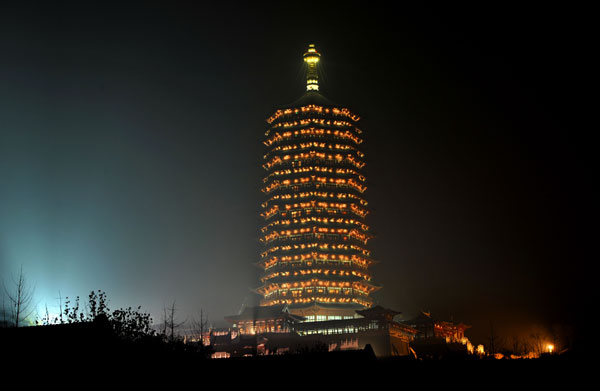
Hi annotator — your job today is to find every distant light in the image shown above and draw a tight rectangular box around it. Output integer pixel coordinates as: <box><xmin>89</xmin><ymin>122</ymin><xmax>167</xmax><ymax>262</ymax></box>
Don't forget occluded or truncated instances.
<box><xmin>476</xmin><ymin>344</ymin><xmax>485</xmax><ymax>355</ymax></box>
<box><xmin>547</xmin><ymin>344</ymin><xmax>554</xmax><ymax>353</ymax></box>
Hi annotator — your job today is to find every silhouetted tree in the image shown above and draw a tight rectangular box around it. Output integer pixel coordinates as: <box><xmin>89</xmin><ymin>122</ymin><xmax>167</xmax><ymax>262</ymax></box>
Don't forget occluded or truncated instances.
<box><xmin>529</xmin><ymin>326</ymin><xmax>547</xmax><ymax>356</ymax></box>
<box><xmin>1</xmin><ymin>293</ymin><xmax>8</xmax><ymax>327</ymax></box>
<box><xmin>486</xmin><ymin>321</ymin><xmax>506</xmax><ymax>356</ymax></box>
<box><xmin>38</xmin><ymin>303</ymin><xmax>52</xmax><ymax>326</ymax></box>
<box><xmin>87</xmin><ymin>290</ymin><xmax>109</xmax><ymax>319</ymax></box>
<box><xmin>59</xmin><ymin>290</ymin><xmax>156</xmax><ymax>343</ymax></box>
<box><xmin>162</xmin><ymin>300</ymin><xmax>186</xmax><ymax>342</ymax></box>
<box><xmin>111</xmin><ymin>306</ymin><xmax>154</xmax><ymax>342</ymax></box>
<box><xmin>189</xmin><ymin>308</ymin><xmax>213</xmax><ymax>358</ymax></box>
<box><xmin>189</xmin><ymin>308</ymin><xmax>207</xmax><ymax>342</ymax></box>
<box><xmin>510</xmin><ymin>334</ymin><xmax>530</xmax><ymax>356</ymax></box>
<box><xmin>63</xmin><ymin>295</ymin><xmax>85</xmax><ymax>323</ymax></box>
<box><xmin>552</xmin><ymin>323</ymin><xmax>575</xmax><ymax>353</ymax></box>
<box><xmin>3</xmin><ymin>266</ymin><xmax>35</xmax><ymax>327</ymax></box>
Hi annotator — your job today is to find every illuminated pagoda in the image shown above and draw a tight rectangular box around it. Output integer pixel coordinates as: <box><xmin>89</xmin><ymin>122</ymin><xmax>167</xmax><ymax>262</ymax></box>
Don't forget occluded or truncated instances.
<box><xmin>256</xmin><ymin>44</ymin><xmax>379</xmax><ymax>321</ymax></box>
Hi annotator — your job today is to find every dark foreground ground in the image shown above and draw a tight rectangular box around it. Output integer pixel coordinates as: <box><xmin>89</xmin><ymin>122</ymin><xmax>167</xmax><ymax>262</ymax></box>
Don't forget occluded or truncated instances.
<box><xmin>3</xmin><ymin>324</ymin><xmax>584</xmax><ymax>387</ymax></box>
<box><xmin>8</xmin><ymin>343</ymin><xmax>584</xmax><ymax>388</ymax></box>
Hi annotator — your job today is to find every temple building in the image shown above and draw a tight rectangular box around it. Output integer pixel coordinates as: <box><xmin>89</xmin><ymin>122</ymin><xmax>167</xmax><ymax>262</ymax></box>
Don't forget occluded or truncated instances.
<box><xmin>216</xmin><ymin>304</ymin><xmax>417</xmax><ymax>358</ymax></box>
<box><xmin>405</xmin><ymin>311</ymin><xmax>471</xmax><ymax>342</ymax></box>
<box><xmin>214</xmin><ymin>45</ymin><xmax>476</xmax><ymax>359</ymax></box>
<box><xmin>214</xmin><ymin>45</ymin><xmax>415</xmax><ymax>359</ymax></box>
<box><xmin>404</xmin><ymin>311</ymin><xmax>473</xmax><ymax>358</ymax></box>
<box><xmin>256</xmin><ymin>44</ymin><xmax>379</xmax><ymax>321</ymax></box>
<box><xmin>225</xmin><ymin>305</ymin><xmax>304</xmax><ymax>335</ymax></box>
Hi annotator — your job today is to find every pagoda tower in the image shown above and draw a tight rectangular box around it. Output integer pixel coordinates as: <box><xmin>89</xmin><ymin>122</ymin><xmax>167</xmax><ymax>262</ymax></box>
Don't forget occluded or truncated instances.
<box><xmin>256</xmin><ymin>45</ymin><xmax>379</xmax><ymax>321</ymax></box>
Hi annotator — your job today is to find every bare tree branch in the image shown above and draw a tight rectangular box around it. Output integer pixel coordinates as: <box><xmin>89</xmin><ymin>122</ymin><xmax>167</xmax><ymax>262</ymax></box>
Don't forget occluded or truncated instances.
<box><xmin>3</xmin><ymin>266</ymin><xmax>35</xmax><ymax>327</ymax></box>
<box><xmin>162</xmin><ymin>300</ymin><xmax>186</xmax><ymax>342</ymax></box>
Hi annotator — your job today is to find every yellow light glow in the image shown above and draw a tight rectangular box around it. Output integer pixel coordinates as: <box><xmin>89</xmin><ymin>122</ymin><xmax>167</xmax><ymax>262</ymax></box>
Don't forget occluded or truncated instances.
<box><xmin>267</xmin><ymin>105</ymin><xmax>360</xmax><ymax>124</ymax></box>
<box><xmin>262</xmin><ymin>192</ymin><xmax>368</xmax><ymax>209</ymax></box>
<box><xmin>264</xmin><ymin>128</ymin><xmax>363</xmax><ymax>147</ymax></box>
<box><xmin>303</xmin><ymin>45</ymin><xmax>321</xmax><ymax>91</ymax></box>
<box><xmin>262</xmin><ymin>151</ymin><xmax>365</xmax><ymax>171</ymax></box>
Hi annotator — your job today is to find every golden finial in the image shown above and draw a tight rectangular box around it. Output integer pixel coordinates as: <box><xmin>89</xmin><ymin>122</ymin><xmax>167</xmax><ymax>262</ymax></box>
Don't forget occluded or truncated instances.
<box><xmin>303</xmin><ymin>44</ymin><xmax>321</xmax><ymax>91</ymax></box>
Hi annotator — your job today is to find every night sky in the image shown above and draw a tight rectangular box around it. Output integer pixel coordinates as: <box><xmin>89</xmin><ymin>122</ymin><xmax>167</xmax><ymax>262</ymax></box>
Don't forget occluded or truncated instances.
<box><xmin>0</xmin><ymin>2</ymin><xmax>589</xmax><ymax>345</ymax></box>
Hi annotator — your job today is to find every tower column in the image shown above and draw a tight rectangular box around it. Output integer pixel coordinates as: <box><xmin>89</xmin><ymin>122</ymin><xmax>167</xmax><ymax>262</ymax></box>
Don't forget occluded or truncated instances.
<box><xmin>258</xmin><ymin>45</ymin><xmax>379</xmax><ymax>320</ymax></box>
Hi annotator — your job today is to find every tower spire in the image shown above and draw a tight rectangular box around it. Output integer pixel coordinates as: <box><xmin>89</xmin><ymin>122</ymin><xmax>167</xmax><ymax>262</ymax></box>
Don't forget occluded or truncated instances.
<box><xmin>303</xmin><ymin>44</ymin><xmax>321</xmax><ymax>92</ymax></box>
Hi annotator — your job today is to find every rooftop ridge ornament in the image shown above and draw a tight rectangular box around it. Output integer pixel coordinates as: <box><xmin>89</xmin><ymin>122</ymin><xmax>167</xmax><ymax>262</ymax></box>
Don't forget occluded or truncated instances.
<box><xmin>303</xmin><ymin>44</ymin><xmax>321</xmax><ymax>92</ymax></box>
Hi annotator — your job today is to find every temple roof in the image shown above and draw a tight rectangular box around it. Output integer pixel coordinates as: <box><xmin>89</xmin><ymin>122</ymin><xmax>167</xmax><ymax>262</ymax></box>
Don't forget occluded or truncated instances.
<box><xmin>225</xmin><ymin>305</ymin><xmax>305</xmax><ymax>323</ymax></box>
<box><xmin>356</xmin><ymin>305</ymin><xmax>401</xmax><ymax>320</ymax></box>
<box><xmin>405</xmin><ymin>310</ymin><xmax>436</xmax><ymax>325</ymax></box>
<box><xmin>289</xmin><ymin>301</ymin><xmax>366</xmax><ymax>311</ymax></box>
<box><xmin>404</xmin><ymin>310</ymin><xmax>471</xmax><ymax>329</ymax></box>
